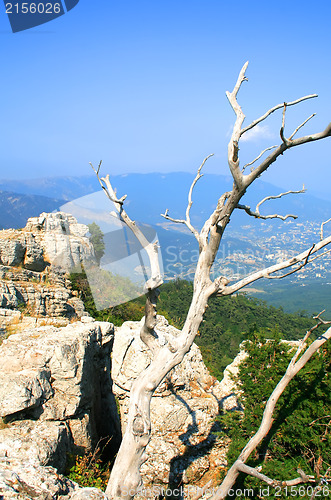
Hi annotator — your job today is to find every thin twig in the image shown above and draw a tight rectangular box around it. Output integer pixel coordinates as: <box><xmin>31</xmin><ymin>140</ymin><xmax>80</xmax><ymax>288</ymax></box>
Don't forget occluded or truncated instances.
<box><xmin>237</xmin><ymin>186</ymin><xmax>305</xmax><ymax>221</ymax></box>
<box><xmin>240</xmin><ymin>94</ymin><xmax>318</xmax><ymax>137</ymax></box>
<box><xmin>289</xmin><ymin>113</ymin><xmax>316</xmax><ymax>140</ymax></box>
<box><xmin>266</xmin><ymin>244</ymin><xmax>315</xmax><ymax>280</ymax></box>
<box><xmin>242</xmin><ymin>146</ymin><xmax>277</xmax><ymax>173</ymax></box>
<box><xmin>161</xmin><ymin>154</ymin><xmax>214</xmax><ymax>241</ymax></box>
<box><xmin>266</xmin><ymin>248</ymin><xmax>331</xmax><ymax>280</ymax></box>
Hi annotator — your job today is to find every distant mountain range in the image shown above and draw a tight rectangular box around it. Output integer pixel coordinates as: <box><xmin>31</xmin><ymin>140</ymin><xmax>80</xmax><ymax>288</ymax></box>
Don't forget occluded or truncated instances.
<box><xmin>0</xmin><ymin>190</ymin><xmax>61</xmax><ymax>229</ymax></box>
<box><xmin>0</xmin><ymin>172</ymin><xmax>330</xmax><ymax>230</ymax></box>
<box><xmin>0</xmin><ymin>172</ymin><xmax>330</xmax><ymax>314</ymax></box>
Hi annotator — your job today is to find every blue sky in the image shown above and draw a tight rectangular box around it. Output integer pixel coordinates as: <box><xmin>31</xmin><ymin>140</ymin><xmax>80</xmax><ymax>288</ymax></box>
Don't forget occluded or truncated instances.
<box><xmin>1</xmin><ymin>0</ymin><xmax>331</xmax><ymax>199</ymax></box>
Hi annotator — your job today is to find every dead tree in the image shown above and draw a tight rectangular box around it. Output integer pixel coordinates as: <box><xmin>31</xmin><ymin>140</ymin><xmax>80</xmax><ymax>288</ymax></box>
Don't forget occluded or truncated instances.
<box><xmin>91</xmin><ymin>62</ymin><xmax>331</xmax><ymax>499</ymax></box>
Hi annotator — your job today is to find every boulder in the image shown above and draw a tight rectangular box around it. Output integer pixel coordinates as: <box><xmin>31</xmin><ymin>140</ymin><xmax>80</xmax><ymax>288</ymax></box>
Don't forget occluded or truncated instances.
<box><xmin>25</xmin><ymin>212</ymin><xmax>96</xmax><ymax>272</ymax></box>
<box><xmin>0</xmin><ymin>457</ymin><xmax>77</xmax><ymax>499</ymax></box>
<box><xmin>0</xmin><ymin>320</ymin><xmax>121</xmax><ymax>479</ymax></box>
<box><xmin>0</xmin><ymin>457</ymin><xmax>108</xmax><ymax>499</ymax></box>
<box><xmin>0</xmin><ymin>238</ymin><xmax>25</xmax><ymax>267</ymax></box>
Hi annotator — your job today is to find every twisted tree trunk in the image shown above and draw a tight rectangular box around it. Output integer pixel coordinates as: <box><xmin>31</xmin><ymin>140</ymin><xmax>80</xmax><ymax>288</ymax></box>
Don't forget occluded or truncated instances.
<box><xmin>90</xmin><ymin>62</ymin><xmax>331</xmax><ymax>499</ymax></box>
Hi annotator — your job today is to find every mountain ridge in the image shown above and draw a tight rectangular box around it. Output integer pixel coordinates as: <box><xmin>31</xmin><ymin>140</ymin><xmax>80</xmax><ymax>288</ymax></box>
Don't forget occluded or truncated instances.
<box><xmin>1</xmin><ymin>172</ymin><xmax>330</xmax><ymax>230</ymax></box>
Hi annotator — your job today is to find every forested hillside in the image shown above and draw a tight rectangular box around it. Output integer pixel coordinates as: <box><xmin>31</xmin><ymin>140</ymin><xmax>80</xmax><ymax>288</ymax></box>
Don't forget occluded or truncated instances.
<box><xmin>70</xmin><ymin>276</ymin><xmax>316</xmax><ymax>378</ymax></box>
<box><xmin>70</xmin><ymin>273</ymin><xmax>330</xmax><ymax>495</ymax></box>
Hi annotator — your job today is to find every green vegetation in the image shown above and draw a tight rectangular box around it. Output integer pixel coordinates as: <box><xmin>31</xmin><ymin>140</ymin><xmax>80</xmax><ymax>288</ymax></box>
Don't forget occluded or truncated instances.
<box><xmin>70</xmin><ymin>270</ymin><xmax>145</xmax><ymax>326</ymax></box>
<box><xmin>155</xmin><ymin>280</ymin><xmax>316</xmax><ymax>378</ymax></box>
<box><xmin>70</xmin><ymin>275</ymin><xmax>317</xmax><ymax>377</ymax></box>
<box><xmin>88</xmin><ymin>222</ymin><xmax>106</xmax><ymax>265</ymax></box>
<box><xmin>67</xmin><ymin>447</ymin><xmax>110</xmax><ymax>490</ymax></box>
<box><xmin>247</xmin><ymin>281</ymin><xmax>331</xmax><ymax>317</ymax></box>
<box><xmin>70</xmin><ymin>274</ymin><xmax>330</xmax><ymax>495</ymax></box>
<box><xmin>218</xmin><ymin>330</ymin><xmax>331</xmax><ymax>498</ymax></box>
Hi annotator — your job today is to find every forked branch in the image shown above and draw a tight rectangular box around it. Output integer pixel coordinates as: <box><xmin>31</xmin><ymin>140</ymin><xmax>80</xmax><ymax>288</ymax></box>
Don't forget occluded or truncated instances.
<box><xmin>225</xmin><ymin>63</ymin><xmax>330</xmax><ymax>191</ymax></box>
<box><xmin>91</xmin><ymin>161</ymin><xmax>163</xmax><ymax>290</ymax></box>
<box><xmin>226</xmin><ymin>61</ymin><xmax>248</xmax><ymax>188</ymax></box>
<box><xmin>242</xmin><ymin>146</ymin><xmax>277</xmax><ymax>173</ymax></box>
<box><xmin>281</xmin><ymin>105</ymin><xmax>317</xmax><ymax>145</ymax></box>
<box><xmin>237</xmin><ymin>186</ymin><xmax>306</xmax><ymax>221</ymax></box>
<box><xmin>241</xmin><ymin>94</ymin><xmax>318</xmax><ymax>137</ymax></box>
<box><xmin>245</xmin><ymin>121</ymin><xmax>331</xmax><ymax>187</ymax></box>
<box><xmin>161</xmin><ymin>154</ymin><xmax>214</xmax><ymax>241</ymax></box>
<box><xmin>91</xmin><ymin>161</ymin><xmax>163</xmax><ymax>357</ymax></box>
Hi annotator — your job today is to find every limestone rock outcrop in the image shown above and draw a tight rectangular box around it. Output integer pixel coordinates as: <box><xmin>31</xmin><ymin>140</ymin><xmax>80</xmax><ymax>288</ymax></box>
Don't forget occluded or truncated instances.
<box><xmin>112</xmin><ymin>316</ymin><xmax>241</xmax><ymax>492</ymax></box>
<box><xmin>0</xmin><ymin>319</ymin><xmax>121</xmax><ymax>499</ymax></box>
<box><xmin>0</xmin><ymin>212</ymin><xmax>96</xmax><ymax>319</ymax></box>
<box><xmin>0</xmin><ymin>211</ymin><xmax>245</xmax><ymax>498</ymax></box>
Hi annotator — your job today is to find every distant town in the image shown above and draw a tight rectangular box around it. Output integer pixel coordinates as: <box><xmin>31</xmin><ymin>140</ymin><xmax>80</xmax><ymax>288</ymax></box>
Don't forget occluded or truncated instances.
<box><xmin>162</xmin><ymin>219</ymin><xmax>331</xmax><ymax>284</ymax></box>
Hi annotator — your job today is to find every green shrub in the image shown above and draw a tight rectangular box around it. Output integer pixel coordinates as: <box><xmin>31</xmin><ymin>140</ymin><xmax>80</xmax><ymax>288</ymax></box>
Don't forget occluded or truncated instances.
<box><xmin>67</xmin><ymin>446</ymin><xmax>110</xmax><ymax>490</ymax></box>
<box><xmin>217</xmin><ymin>330</ymin><xmax>331</xmax><ymax>499</ymax></box>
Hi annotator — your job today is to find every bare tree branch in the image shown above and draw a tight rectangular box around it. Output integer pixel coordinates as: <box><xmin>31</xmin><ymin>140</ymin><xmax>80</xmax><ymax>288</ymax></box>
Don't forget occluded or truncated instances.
<box><xmin>226</xmin><ymin>64</ymin><xmax>328</xmax><ymax>191</ymax></box>
<box><xmin>226</xmin><ymin>61</ymin><xmax>249</xmax><ymax>189</ymax></box>
<box><xmin>161</xmin><ymin>154</ymin><xmax>214</xmax><ymax>241</ymax></box>
<box><xmin>280</xmin><ymin>103</ymin><xmax>290</xmax><ymax>145</ymax></box>
<box><xmin>236</xmin><ymin>462</ymin><xmax>315</xmax><ymax>487</ymax></box>
<box><xmin>240</xmin><ymin>94</ymin><xmax>318</xmax><ymax>137</ymax></box>
<box><xmin>140</xmin><ymin>289</ymin><xmax>161</xmax><ymax>354</ymax></box>
<box><xmin>244</xmin><ymin>122</ymin><xmax>331</xmax><ymax>188</ymax></box>
<box><xmin>222</xmin><ymin>235</ymin><xmax>331</xmax><ymax>295</ymax></box>
<box><xmin>289</xmin><ymin>113</ymin><xmax>316</xmax><ymax>140</ymax></box>
<box><xmin>256</xmin><ymin>187</ymin><xmax>306</xmax><ymax>213</ymax></box>
<box><xmin>290</xmin><ymin>311</ymin><xmax>331</xmax><ymax>365</ymax></box>
<box><xmin>320</xmin><ymin>218</ymin><xmax>331</xmax><ymax>240</ymax></box>
<box><xmin>209</xmin><ymin>325</ymin><xmax>331</xmax><ymax>500</ymax></box>
<box><xmin>242</xmin><ymin>146</ymin><xmax>277</xmax><ymax>173</ymax></box>
<box><xmin>186</xmin><ymin>154</ymin><xmax>213</xmax><ymax>231</ymax></box>
<box><xmin>279</xmin><ymin>107</ymin><xmax>316</xmax><ymax>144</ymax></box>
<box><xmin>91</xmin><ymin>162</ymin><xmax>164</xmax><ymax>357</ymax></box>
<box><xmin>91</xmin><ymin>162</ymin><xmax>163</xmax><ymax>290</ymax></box>
<box><xmin>201</xmin><ymin>192</ymin><xmax>230</xmax><ymax>244</ymax></box>
<box><xmin>237</xmin><ymin>186</ymin><xmax>305</xmax><ymax>221</ymax></box>
<box><xmin>266</xmin><ymin>247</ymin><xmax>331</xmax><ymax>280</ymax></box>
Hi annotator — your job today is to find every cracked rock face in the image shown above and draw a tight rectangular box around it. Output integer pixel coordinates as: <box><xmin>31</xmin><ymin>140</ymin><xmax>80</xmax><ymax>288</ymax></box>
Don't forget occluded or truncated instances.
<box><xmin>112</xmin><ymin>316</ymin><xmax>241</xmax><ymax>492</ymax></box>
<box><xmin>0</xmin><ymin>319</ymin><xmax>121</xmax><ymax>498</ymax></box>
<box><xmin>0</xmin><ymin>457</ymin><xmax>108</xmax><ymax>499</ymax></box>
<box><xmin>0</xmin><ymin>212</ymin><xmax>95</xmax><ymax>319</ymax></box>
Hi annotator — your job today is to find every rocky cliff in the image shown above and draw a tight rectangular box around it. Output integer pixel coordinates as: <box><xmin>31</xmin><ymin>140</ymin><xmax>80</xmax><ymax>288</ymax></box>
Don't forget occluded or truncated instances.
<box><xmin>0</xmin><ymin>212</ymin><xmax>242</xmax><ymax>499</ymax></box>
<box><xmin>0</xmin><ymin>213</ymin><xmax>118</xmax><ymax>498</ymax></box>
<box><xmin>0</xmin><ymin>317</ymin><xmax>121</xmax><ymax>499</ymax></box>
<box><xmin>0</xmin><ymin>212</ymin><xmax>95</xmax><ymax>322</ymax></box>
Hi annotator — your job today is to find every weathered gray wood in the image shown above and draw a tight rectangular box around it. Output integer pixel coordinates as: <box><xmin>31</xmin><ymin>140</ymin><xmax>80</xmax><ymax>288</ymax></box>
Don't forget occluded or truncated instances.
<box><xmin>91</xmin><ymin>62</ymin><xmax>331</xmax><ymax>499</ymax></box>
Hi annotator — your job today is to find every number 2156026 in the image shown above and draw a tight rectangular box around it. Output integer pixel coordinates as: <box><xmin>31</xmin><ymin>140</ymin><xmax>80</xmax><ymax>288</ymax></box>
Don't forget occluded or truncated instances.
<box><xmin>5</xmin><ymin>3</ymin><xmax>61</xmax><ymax>14</ymax></box>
